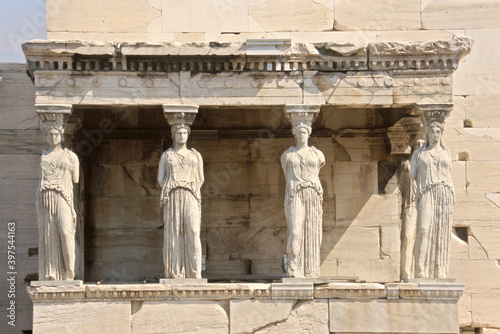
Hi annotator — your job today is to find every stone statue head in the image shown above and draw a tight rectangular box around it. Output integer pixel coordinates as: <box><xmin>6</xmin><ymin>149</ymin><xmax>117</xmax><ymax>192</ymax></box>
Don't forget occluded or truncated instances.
<box><xmin>411</xmin><ymin>138</ymin><xmax>425</xmax><ymax>153</ymax></box>
<box><xmin>292</xmin><ymin>122</ymin><xmax>312</xmax><ymax>146</ymax></box>
<box><xmin>292</xmin><ymin>122</ymin><xmax>312</xmax><ymax>137</ymax></box>
<box><xmin>171</xmin><ymin>123</ymin><xmax>191</xmax><ymax>144</ymax></box>
<box><xmin>43</xmin><ymin>124</ymin><xmax>65</xmax><ymax>146</ymax></box>
<box><xmin>425</xmin><ymin>121</ymin><xmax>447</xmax><ymax>150</ymax></box>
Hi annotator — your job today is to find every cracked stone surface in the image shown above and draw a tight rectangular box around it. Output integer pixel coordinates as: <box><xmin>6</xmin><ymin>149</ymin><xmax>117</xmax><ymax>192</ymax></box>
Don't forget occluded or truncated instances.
<box><xmin>230</xmin><ymin>299</ymin><xmax>295</xmax><ymax>334</ymax></box>
<box><xmin>253</xmin><ymin>300</ymin><xmax>329</xmax><ymax>334</ymax></box>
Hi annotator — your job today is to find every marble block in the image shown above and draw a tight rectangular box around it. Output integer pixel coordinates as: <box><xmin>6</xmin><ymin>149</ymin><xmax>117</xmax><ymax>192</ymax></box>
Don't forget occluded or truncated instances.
<box><xmin>33</xmin><ymin>301</ymin><xmax>131</xmax><ymax>334</ymax></box>
<box><xmin>329</xmin><ymin>299</ymin><xmax>459</xmax><ymax>333</ymax></box>
<box><xmin>131</xmin><ymin>300</ymin><xmax>228</xmax><ymax>334</ymax></box>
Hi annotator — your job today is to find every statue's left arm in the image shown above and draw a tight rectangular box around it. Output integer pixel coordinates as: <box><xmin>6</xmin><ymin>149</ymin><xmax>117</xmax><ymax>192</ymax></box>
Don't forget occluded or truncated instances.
<box><xmin>69</xmin><ymin>151</ymin><xmax>80</xmax><ymax>184</ymax></box>
<box><xmin>196</xmin><ymin>150</ymin><xmax>205</xmax><ymax>186</ymax></box>
<box><xmin>314</xmin><ymin>147</ymin><xmax>326</xmax><ymax>168</ymax></box>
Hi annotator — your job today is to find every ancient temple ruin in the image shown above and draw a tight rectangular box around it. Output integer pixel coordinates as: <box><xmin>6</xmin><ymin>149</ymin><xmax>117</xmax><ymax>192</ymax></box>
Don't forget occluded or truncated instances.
<box><xmin>20</xmin><ymin>35</ymin><xmax>473</xmax><ymax>333</ymax></box>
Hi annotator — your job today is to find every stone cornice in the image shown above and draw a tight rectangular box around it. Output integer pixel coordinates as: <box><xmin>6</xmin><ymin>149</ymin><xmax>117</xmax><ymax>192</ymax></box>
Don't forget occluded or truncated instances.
<box><xmin>368</xmin><ymin>35</ymin><xmax>472</xmax><ymax>71</ymax></box>
<box><xmin>27</xmin><ymin>282</ymin><xmax>465</xmax><ymax>303</ymax></box>
<box><xmin>22</xmin><ymin>36</ymin><xmax>472</xmax><ymax>79</ymax></box>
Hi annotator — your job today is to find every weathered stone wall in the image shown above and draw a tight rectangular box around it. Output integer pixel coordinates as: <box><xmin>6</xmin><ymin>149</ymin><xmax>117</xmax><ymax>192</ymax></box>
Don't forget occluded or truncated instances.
<box><xmin>28</xmin><ymin>282</ymin><xmax>466</xmax><ymax>334</ymax></box>
<box><xmin>79</xmin><ymin>107</ymin><xmax>399</xmax><ymax>282</ymax></box>
<box><xmin>0</xmin><ymin>63</ymin><xmax>41</xmax><ymax>333</ymax></box>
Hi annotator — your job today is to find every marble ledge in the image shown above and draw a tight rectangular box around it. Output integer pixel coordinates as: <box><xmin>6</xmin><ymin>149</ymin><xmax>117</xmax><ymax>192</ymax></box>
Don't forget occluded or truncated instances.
<box><xmin>27</xmin><ymin>282</ymin><xmax>465</xmax><ymax>303</ymax></box>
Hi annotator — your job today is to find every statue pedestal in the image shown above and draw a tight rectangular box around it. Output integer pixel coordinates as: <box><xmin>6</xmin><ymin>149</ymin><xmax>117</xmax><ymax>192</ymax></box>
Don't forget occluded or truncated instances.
<box><xmin>28</xmin><ymin>281</ymin><xmax>464</xmax><ymax>334</ymax></box>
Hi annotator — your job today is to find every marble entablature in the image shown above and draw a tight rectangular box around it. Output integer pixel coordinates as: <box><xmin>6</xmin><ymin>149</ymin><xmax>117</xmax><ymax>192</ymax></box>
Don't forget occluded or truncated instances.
<box><xmin>22</xmin><ymin>37</ymin><xmax>471</xmax><ymax>107</ymax></box>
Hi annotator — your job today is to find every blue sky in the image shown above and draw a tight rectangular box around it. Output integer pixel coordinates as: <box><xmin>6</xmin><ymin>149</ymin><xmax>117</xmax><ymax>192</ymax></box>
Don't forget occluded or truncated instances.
<box><xmin>0</xmin><ymin>0</ymin><xmax>47</xmax><ymax>63</ymax></box>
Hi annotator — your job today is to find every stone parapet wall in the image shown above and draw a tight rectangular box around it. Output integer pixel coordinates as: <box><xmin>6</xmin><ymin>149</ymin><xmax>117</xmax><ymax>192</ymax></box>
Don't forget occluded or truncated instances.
<box><xmin>28</xmin><ymin>282</ymin><xmax>464</xmax><ymax>334</ymax></box>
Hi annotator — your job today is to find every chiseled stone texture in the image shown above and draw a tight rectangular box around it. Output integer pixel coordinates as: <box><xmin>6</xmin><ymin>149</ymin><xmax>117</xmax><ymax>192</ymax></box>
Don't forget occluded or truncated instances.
<box><xmin>230</xmin><ymin>299</ymin><xmax>294</xmax><ymax>334</ymax></box>
<box><xmin>333</xmin><ymin>161</ymin><xmax>378</xmax><ymax>195</ymax></box>
<box><xmin>443</xmin><ymin>127</ymin><xmax>500</xmax><ymax>163</ymax></box>
<box><xmin>161</xmin><ymin>0</ymin><xmax>248</xmax><ymax>33</ymax></box>
<box><xmin>422</xmin><ymin>0</ymin><xmax>500</xmax><ymax>29</ymax></box>
<box><xmin>33</xmin><ymin>301</ymin><xmax>131</xmax><ymax>334</ymax></box>
<box><xmin>248</xmin><ymin>0</ymin><xmax>334</xmax><ymax>32</ymax></box>
<box><xmin>483</xmin><ymin>329</ymin><xmax>500</xmax><ymax>334</ymax></box>
<box><xmin>329</xmin><ymin>299</ymin><xmax>459</xmax><ymax>333</ymax></box>
<box><xmin>466</xmin><ymin>95</ymin><xmax>500</xmax><ymax>128</ymax></box>
<box><xmin>47</xmin><ymin>0</ymin><xmax>159</xmax><ymax>35</ymax></box>
<box><xmin>466</xmin><ymin>161</ymin><xmax>500</xmax><ymax>194</ymax></box>
<box><xmin>131</xmin><ymin>300</ymin><xmax>229</xmax><ymax>334</ymax></box>
<box><xmin>464</xmin><ymin>29</ymin><xmax>500</xmax><ymax>63</ymax></box>
<box><xmin>453</xmin><ymin>62</ymin><xmax>500</xmax><ymax>97</ymax></box>
<box><xmin>253</xmin><ymin>300</ymin><xmax>329</xmax><ymax>334</ymax></box>
<box><xmin>334</xmin><ymin>0</ymin><xmax>421</xmax><ymax>31</ymax></box>
<box><xmin>450</xmin><ymin>259</ymin><xmax>500</xmax><ymax>329</ymax></box>
<box><xmin>0</xmin><ymin>63</ymin><xmax>38</xmax><ymax>129</ymax></box>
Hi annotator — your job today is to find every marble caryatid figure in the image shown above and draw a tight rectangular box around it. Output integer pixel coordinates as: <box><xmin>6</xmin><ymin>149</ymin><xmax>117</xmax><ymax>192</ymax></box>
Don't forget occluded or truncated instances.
<box><xmin>281</xmin><ymin>106</ymin><xmax>325</xmax><ymax>278</ymax></box>
<box><xmin>159</xmin><ymin>106</ymin><xmax>204</xmax><ymax>279</ymax></box>
<box><xmin>400</xmin><ymin>138</ymin><xmax>424</xmax><ymax>281</ymax></box>
<box><xmin>410</xmin><ymin>121</ymin><xmax>454</xmax><ymax>278</ymax></box>
<box><xmin>36</xmin><ymin>124</ymin><xmax>79</xmax><ymax>281</ymax></box>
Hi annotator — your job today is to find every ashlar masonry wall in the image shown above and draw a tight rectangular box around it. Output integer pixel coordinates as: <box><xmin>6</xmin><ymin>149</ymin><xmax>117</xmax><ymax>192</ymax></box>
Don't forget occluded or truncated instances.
<box><xmin>0</xmin><ymin>63</ymin><xmax>41</xmax><ymax>333</ymax></box>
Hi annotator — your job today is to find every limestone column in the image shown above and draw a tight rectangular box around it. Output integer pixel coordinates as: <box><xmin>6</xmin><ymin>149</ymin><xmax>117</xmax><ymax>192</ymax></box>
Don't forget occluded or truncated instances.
<box><xmin>410</xmin><ymin>104</ymin><xmax>455</xmax><ymax>279</ymax></box>
<box><xmin>34</xmin><ymin>104</ymin><xmax>81</xmax><ymax>283</ymax></box>
<box><xmin>281</xmin><ymin>104</ymin><xmax>325</xmax><ymax>278</ymax></box>
<box><xmin>159</xmin><ymin>104</ymin><xmax>206</xmax><ymax>282</ymax></box>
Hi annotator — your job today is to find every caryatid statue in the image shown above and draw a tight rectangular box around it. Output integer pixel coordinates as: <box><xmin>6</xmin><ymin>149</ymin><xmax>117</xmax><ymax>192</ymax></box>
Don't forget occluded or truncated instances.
<box><xmin>158</xmin><ymin>105</ymin><xmax>204</xmax><ymax>279</ymax></box>
<box><xmin>399</xmin><ymin>117</ymin><xmax>425</xmax><ymax>281</ymax></box>
<box><xmin>281</xmin><ymin>105</ymin><xmax>325</xmax><ymax>278</ymax></box>
<box><xmin>35</xmin><ymin>105</ymin><xmax>79</xmax><ymax>281</ymax></box>
<box><xmin>410</xmin><ymin>106</ymin><xmax>455</xmax><ymax>279</ymax></box>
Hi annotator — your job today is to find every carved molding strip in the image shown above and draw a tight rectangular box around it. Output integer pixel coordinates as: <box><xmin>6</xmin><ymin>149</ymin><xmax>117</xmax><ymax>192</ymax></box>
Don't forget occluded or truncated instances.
<box><xmin>315</xmin><ymin>283</ymin><xmax>465</xmax><ymax>301</ymax></box>
<box><xmin>28</xmin><ymin>282</ymin><xmax>465</xmax><ymax>303</ymax></box>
